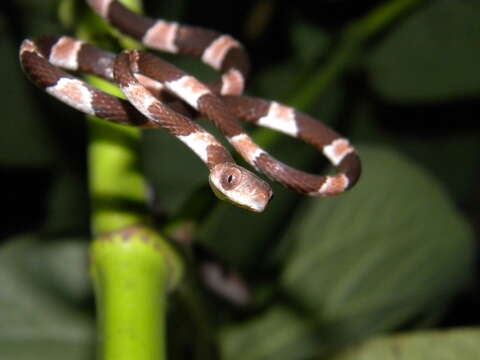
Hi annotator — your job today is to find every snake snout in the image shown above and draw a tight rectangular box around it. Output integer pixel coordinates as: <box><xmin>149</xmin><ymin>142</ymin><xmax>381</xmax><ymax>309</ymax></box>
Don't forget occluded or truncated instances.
<box><xmin>209</xmin><ymin>163</ymin><xmax>273</xmax><ymax>212</ymax></box>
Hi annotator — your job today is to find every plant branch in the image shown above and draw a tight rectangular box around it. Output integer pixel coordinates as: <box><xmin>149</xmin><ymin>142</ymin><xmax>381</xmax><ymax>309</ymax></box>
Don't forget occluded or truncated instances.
<box><xmin>91</xmin><ymin>226</ymin><xmax>182</xmax><ymax>360</ymax></box>
<box><xmin>66</xmin><ymin>1</ymin><xmax>184</xmax><ymax>360</ymax></box>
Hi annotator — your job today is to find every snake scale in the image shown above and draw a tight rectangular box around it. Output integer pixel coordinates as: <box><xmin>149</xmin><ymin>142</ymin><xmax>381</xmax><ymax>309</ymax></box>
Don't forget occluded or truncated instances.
<box><xmin>19</xmin><ymin>0</ymin><xmax>361</xmax><ymax>212</ymax></box>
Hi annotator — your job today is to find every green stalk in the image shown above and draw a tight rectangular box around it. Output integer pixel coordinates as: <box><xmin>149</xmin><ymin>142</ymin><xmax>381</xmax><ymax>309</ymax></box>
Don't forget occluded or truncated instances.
<box><xmin>59</xmin><ymin>1</ymin><xmax>184</xmax><ymax>359</ymax></box>
<box><xmin>253</xmin><ymin>0</ymin><xmax>426</xmax><ymax>148</ymax></box>
<box><xmin>87</xmin><ymin>81</ymin><xmax>149</xmax><ymax>235</ymax></box>
<box><xmin>91</xmin><ymin>226</ymin><xmax>182</xmax><ymax>360</ymax></box>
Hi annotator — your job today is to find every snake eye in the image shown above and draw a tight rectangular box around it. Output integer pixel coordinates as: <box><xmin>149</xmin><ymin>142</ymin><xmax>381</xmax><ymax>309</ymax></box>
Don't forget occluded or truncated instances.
<box><xmin>220</xmin><ymin>167</ymin><xmax>242</xmax><ymax>190</ymax></box>
<box><xmin>208</xmin><ymin>163</ymin><xmax>272</xmax><ymax>212</ymax></box>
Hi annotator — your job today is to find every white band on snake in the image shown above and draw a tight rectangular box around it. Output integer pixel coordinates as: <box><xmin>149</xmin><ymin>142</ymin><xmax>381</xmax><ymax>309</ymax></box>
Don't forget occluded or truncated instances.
<box><xmin>19</xmin><ymin>0</ymin><xmax>361</xmax><ymax>212</ymax></box>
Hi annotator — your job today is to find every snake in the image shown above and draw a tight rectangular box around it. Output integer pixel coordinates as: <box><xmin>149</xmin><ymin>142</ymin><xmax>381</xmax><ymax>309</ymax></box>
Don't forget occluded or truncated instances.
<box><xmin>19</xmin><ymin>0</ymin><xmax>361</xmax><ymax>213</ymax></box>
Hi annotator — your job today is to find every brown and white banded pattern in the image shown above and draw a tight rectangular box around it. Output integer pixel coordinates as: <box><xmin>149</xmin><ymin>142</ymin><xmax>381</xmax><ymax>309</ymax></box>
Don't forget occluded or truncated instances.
<box><xmin>20</xmin><ymin>38</ymin><xmax>273</xmax><ymax>212</ymax></box>
<box><xmin>19</xmin><ymin>0</ymin><xmax>361</xmax><ymax>212</ymax></box>
<box><xmin>86</xmin><ymin>0</ymin><xmax>249</xmax><ymax>95</ymax></box>
<box><xmin>125</xmin><ymin>50</ymin><xmax>361</xmax><ymax>196</ymax></box>
<box><xmin>221</xmin><ymin>95</ymin><xmax>361</xmax><ymax>195</ymax></box>
<box><xmin>21</xmin><ymin>39</ymin><xmax>138</xmax><ymax>125</ymax></box>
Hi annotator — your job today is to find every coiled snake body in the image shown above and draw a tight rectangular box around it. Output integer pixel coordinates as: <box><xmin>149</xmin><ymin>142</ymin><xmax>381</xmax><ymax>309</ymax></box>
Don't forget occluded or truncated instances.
<box><xmin>20</xmin><ymin>0</ymin><xmax>361</xmax><ymax>212</ymax></box>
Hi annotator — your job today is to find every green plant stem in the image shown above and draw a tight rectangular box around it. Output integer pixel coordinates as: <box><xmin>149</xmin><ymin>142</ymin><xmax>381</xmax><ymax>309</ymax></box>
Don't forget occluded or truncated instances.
<box><xmin>68</xmin><ymin>1</ymin><xmax>184</xmax><ymax>359</ymax></box>
<box><xmin>88</xmin><ymin>116</ymin><xmax>150</xmax><ymax>234</ymax></box>
<box><xmin>91</xmin><ymin>226</ymin><xmax>182</xmax><ymax>360</ymax></box>
<box><xmin>253</xmin><ymin>0</ymin><xmax>426</xmax><ymax>148</ymax></box>
<box><xmin>84</xmin><ymin>1</ymin><xmax>148</xmax><ymax>237</ymax></box>
<box><xmin>86</xmin><ymin>63</ymin><xmax>171</xmax><ymax>360</ymax></box>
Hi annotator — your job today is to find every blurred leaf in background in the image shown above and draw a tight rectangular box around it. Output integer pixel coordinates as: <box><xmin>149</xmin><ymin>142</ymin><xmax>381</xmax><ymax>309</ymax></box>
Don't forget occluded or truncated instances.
<box><xmin>0</xmin><ymin>235</ymin><xmax>94</xmax><ymax>360</ymax></box>
<box><xmin>368</xmin><ymin>0</ymin><xmax>480</xmax><ymax>102</ymax></box>
<box><xmin>220</xmin><ymin>146</ymin><xmax>474</xmax><ymax>359</ymax></box>
<box><xmin>331</xmin><ymin>328</ymin><xmax>480</xmax><ymax>360</ymax></box>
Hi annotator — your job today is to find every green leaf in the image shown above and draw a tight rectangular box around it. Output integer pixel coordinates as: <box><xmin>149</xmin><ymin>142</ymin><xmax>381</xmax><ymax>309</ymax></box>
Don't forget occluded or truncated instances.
<box><xmin>0</xmin><ymin>235</ymin><xmax>94</xmax><ymax>360</ymax></box>
<box><xmin>331</xmin><ymin>328</ymin><xmax>480</xmax><ymax>360</ymax></box>
<box><xmin>368</xmin><ymin>0</ymin><xmax>480</xmax><ymax>102</ymax></box>
<box><xmin>23</xmin><ymin>237</ymin><xmax>92</xmax><ymax>302</ymax></box>
<box><xmin>349</xmin><ymin>100</ymin><xmax>480</xmax><ymax>202</ymax></box>
<box><xmin>398</xmin><ymin>133</ymin><xmax>480</xmax><ymax>203</ymax></box>
<box><xmin>220</xmin><ymin>306</ymin><xmax>319</xmax><ymax>360</ymax></box>
<box><xmin>281</xmin><ymin>145</ymin><xmax>474</xmax><ymax>346</ymax></box>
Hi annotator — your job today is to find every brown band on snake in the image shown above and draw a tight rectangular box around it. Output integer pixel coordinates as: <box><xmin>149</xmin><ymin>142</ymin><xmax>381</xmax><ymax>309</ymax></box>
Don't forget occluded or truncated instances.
<box><xmin>86</xmin><ymin>0</ymin><xmax>249</xmax><ymax>95</ymax></box>
<box><xmin>34</xmin><ymin>36</ymin><xmax>115</xmax><ymax>80</ymax></box>
<box><xmin>128</xmin><ymin>51</ymin><xmax>244</xmax><ymax>138</ymax></box>
<box><xmin>126</xmin><ymin>50</ymin><xmax>360</xmax><ymax>195</ymax></box>
<box><xmin>21</xmin><ymin>36</ymin><xmax>192</xmax><ymax>123</ymax></box>
<box><xmin>108</xmin><ymin>1</ymin><xmax>156</xmax><ymax>39</ymax></box>
<box><xmin>222</xmin><ymin>95</ymin><xmax>361</xmax><ymax>193</ymax></box>
<box><xmin>114</xmin><ymin>51</ymin><xmax>273</xmax><ymax>211</ymax></box>
<box><xmin>19</xmin><ymin>39</ymin><xmax>151</xmax><ymax>127</ymax></box>
<box><xmin>19</xmin><ymin>2</ymin><xmax>361</xmax><ymax>210</ymax></box>
<box><xmin>20</xmin><ymin>37</ymin><xmax>273</xmax><ymax>212</ymax></box>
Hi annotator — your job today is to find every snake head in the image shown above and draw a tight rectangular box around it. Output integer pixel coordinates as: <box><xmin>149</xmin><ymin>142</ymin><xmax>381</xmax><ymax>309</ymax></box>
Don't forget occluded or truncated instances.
<box><xmin>209</xmin><ymin>163</ymin><xmax>273</xmax><ymax>212</ymax></box>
